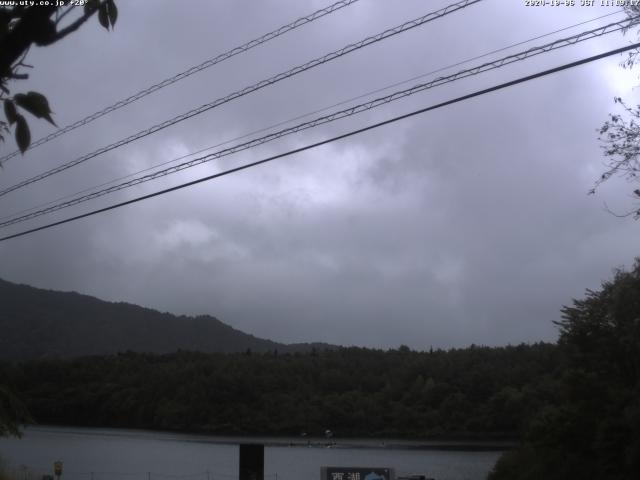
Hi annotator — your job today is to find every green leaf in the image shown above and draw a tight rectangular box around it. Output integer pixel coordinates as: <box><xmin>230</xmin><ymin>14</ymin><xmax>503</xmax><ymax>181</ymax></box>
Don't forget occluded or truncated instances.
<box><xmin>107</xmin><ymin>0</ymin><xmax>118</xmax><ymax>28</ymax></box>
<box><xmin>84</xmin><ymin>0</ymin><xmax>100</xmax><ymax>15</ymax></box>
<box><xmin>15</xmin><ymin>114</ymin><xmax>30</xmax><ymax>153</ymax></box>
<box><xmin>4</xmin><ymin>99</ymin><xmax>17</xmax><ymax>125</ymax></box>
<box><xmin>33</xmin><ymin>18</ymin><xmax>57</xmax><ymax>46</ymax></box>
<box><xmin>98</xmin><ymin>3</ymin><xmax>110</xmax><ymax>30</ymax></box>
<box><xmin>14</xmin><ymin>91</ymin><xmax>56</xmax><ymax>126</ymax></box>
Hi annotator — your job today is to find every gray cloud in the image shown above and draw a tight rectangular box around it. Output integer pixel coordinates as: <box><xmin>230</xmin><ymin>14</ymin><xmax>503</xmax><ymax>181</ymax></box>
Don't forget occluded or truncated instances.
<box><xmin>1</xmin><ymin>0</ymin><xmax>638</xmax><ymax>349</ymax></box>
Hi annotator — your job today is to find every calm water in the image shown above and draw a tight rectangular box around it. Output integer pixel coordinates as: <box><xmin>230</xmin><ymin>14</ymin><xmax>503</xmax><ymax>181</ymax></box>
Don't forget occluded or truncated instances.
<box><xmin>0</xmin><ymin>427</ymin><xmax>503</xmax><ymax>480</ymax></box>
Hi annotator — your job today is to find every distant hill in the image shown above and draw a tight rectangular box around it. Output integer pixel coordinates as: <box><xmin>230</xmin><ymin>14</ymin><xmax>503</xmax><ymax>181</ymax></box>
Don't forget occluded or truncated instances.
<box><xmin>0</xmin><ymin>278</ymin><xmax>332</xmax><ymax>361</ymax></box>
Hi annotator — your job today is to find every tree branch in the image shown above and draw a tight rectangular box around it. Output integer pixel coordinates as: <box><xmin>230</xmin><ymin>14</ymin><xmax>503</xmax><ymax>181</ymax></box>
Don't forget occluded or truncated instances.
<box><xmin>44</xmin><ymin>1</ymin><xmax>107</xmax><ymax>45</ymax></box>
<box><xmin>603</xmin><ymin>201</ymin><xmax>639</xmax><ymax>218</ymax></box>
<box><xmin>0</xmin><ymin>6</ymin><xmax>56</xmax><ymax>73</ymax></box>
<box><xmin>54</xmin><ymin>5</ymin><xmax>75</xmax><ymax>26</ymax></box>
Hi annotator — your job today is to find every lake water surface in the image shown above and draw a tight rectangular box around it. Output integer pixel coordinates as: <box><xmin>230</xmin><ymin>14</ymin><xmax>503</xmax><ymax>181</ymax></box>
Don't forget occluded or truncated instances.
<box><xmin>0</xmin><ymin>427</ymin><xmax>503</xmax><ymax>480</ymax></box>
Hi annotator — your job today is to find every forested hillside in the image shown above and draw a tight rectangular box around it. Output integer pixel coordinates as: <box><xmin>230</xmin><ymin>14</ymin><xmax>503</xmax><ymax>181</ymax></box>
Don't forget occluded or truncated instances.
<box><xmin>1</xmin><ymin>343</ymin><xmax>561</xmax><ymax>438</ymax></box>
<box><xmin>489</xmin><ymin>260</ymin><xmax>640</xmax><ymax>480</ymax></box>
<box><xmin>0</xmin><ymin>278</ymin><xmax>329</xmax><ymax>360</ymax></box>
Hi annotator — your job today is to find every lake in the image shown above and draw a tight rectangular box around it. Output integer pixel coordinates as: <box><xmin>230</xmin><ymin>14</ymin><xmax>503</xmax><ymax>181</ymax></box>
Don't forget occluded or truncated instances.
<box><xmin>0</xmin><ymin>427</ymin><xmax>504</xmax><ymax>480</ymax></box>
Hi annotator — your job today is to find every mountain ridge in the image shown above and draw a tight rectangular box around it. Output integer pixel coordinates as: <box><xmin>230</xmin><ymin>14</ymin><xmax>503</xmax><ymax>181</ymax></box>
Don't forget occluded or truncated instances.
<box><xmin>0</xmin><ymin>278</ymin><xmax>333</xmax><ymax>361</ymax></box>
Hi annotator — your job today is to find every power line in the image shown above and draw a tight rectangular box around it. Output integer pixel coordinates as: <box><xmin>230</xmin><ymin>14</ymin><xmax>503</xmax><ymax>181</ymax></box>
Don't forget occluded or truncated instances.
<box><xmin>0</xmin><ymin>0</ymin><xmax>482</xmax><ymax>198</ymax></box>
<box><xmin>0</xmin><ymin>16</ymin><xmax>633</xmax><ymax>229</ymax></box>
<box><xmin>1</xmin><ymin>9</ymin><xmax>624</xmax><ymax>224</ymax></box>
<box><xmin>0</xmin><ymin>0</ymin><xmax>361</xmax><ymax>164</ymax></box>
<box><xmin>1</xmin><ymin>42</ymin><xmax>638</xmax><ymax>243</ymax></box>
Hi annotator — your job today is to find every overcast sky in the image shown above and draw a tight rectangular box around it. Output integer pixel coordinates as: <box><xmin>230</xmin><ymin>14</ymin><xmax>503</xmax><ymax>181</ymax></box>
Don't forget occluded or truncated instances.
<box><xmin>0</xmin><ymin>0</ymin><xmax>638</xmax><ymax>349</ymax></box>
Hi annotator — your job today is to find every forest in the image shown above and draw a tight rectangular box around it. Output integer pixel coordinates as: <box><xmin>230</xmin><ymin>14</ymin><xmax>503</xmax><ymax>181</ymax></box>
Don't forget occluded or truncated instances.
<box><xmin>1</xmin><ymin>343</ymin><xmax>560</xmax><ymax>439</ymax></box>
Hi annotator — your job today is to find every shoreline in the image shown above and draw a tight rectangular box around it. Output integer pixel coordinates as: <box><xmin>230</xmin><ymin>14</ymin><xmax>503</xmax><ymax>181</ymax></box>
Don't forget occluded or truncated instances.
<box><xmin>21</xmin><ymin>425</ymin><xmax>515</xmax><ymax>452</ymax></box>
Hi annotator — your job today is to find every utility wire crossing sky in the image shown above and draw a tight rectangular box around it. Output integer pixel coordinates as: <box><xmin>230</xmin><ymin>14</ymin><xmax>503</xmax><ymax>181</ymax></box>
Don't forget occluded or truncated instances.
<box><xmin>1</xmin><ymin>40</ymin><xmax>637</xmax><ymax>242</ymax></box>
<box><xmin>0</xmin><ymin>0</ymin><xmax>361</xmax><ymax>164</ymax></box>
<box><xmin>1</xmin><ymin>0</ymin><xmax>638</xmax><ymax>349</ymax></box>
<box><xmin>0</xmin><ymin>15</ymin><xmax>634</xmax><ymax>230</ymax></box>
<box><xmin>0</xmin><ymin>8</ymin><xmax>624</xmax><ymax>225</ymax></box>
<box><xmin>0</xmin><ymin>0</ymin><xmax>481</xmax><ymax>198</ymax></box>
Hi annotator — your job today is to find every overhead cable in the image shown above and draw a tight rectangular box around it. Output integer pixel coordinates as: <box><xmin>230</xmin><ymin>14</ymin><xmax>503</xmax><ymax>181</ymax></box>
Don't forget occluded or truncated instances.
<box><xmin>1</xmin><ymin>41</ymin><xmax>638</xmax><ymax>243</ymax></box>
<box><xmin>0</xmin><ymin>0</ymin><xmax>483</xmax><ymax>198</ymax></box>
<box><xmin>0</xmin><ymin>0</ymin><xmax>361</xmax><ymax>164</ymax></box>
<box><xmin>1</xmin><ymin>8</ymin><xmax>623</xmax><ymax>224</ymax></box>
<box><xmin>0</xmin><ymin>16</ymin><xmax>633</xmax><ymax>229</ymax></box>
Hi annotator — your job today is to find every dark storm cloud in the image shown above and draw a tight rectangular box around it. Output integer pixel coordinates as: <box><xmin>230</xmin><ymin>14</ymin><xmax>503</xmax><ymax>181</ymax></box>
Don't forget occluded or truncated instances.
<box><xmin>0</xmin><ymin>0</ymin><xmax>638</xmax><ymax>349</ymax></box>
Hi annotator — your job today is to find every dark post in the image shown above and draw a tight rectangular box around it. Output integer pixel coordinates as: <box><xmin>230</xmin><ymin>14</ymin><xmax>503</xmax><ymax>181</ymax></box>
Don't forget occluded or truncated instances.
<box><xmin>53</xmin><ymin>461</ymin><xmax>63</xmax><ymax>480</ymax></box>
<box><xmin>239</xmin><ymin>444</ymin><xmax>264</xmax><ymax>480</ymax></box>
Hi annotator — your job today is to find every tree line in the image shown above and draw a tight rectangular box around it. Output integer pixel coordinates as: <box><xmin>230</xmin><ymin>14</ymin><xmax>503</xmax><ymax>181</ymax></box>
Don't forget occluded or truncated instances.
<box><xmin>1</xmin><ymin>342</ymin><xmax>562</xmax><ymax>439</ymax></box>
